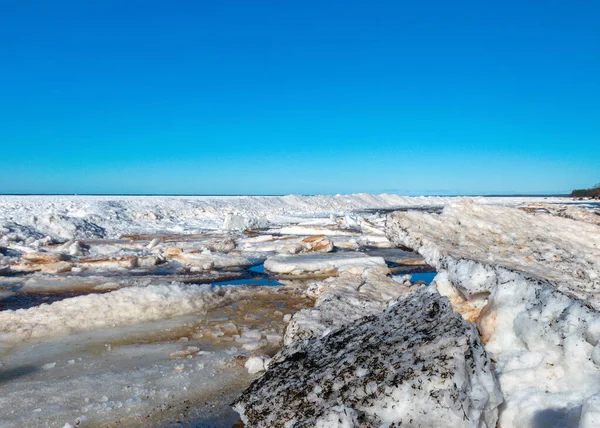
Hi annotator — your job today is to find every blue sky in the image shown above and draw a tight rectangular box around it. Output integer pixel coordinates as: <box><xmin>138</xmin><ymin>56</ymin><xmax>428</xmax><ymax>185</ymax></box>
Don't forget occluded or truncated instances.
<box><xmin>1</xmin><ymin>0</ymin><xmax>598</xmax><ymax>195</ymax></box>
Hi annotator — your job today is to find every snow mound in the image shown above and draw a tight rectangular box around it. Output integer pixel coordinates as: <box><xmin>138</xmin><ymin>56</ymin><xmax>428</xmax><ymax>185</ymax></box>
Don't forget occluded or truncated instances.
<box><xmin>30</xmin><ymin>214</ymin><xmax>106</xmax><ymax>240</ymax></box>
<box><xmin>0</xmin><ymin>194</ymin><xmax>570</xmax><ymax>239</ymax></box>
<box><xmin>386</xmin><ymin>200</ymin><xmax>600</xmax><ymax>308</ymax></box>
<box><xmin>526</xmin><ymin>203</ymin><xmax>600</xmax><ymax>227</ymax></box>
<box><xmin>0</xmin><ymin>222</ymin><xmax>46</xmax><ymax>243</ymax></box>
<box><xmin>234</xmin><ymin>287</ymin><xmax>503</xmax><ymax>427</ymax></box>
<box><xmin>0</xmin><ymin>283</ymin><xmax>246</xmax><ymax>342</ymax></box>
<box><xmin>387</xmin><ymin>201</ymin><xmax>600</xmax><ymax>427</ymax></box>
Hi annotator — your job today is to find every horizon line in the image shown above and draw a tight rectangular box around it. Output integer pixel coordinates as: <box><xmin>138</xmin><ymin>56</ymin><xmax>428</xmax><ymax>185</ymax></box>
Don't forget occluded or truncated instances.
<box><xmin>0</xmin><ymin>192</ymin><xmax>572</xmax><ymax>198</ymax></box>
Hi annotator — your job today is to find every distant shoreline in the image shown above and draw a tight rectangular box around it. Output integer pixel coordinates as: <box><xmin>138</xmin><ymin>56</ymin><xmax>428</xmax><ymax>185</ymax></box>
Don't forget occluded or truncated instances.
<box><xmin>0</xmin><ymin>193</ymin><xmax>571</xmax><ymax>198</ymax></box>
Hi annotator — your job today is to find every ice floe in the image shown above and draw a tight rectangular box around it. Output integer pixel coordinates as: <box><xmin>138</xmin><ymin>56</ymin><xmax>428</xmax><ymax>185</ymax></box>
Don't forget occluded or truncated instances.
<box><xmin>264</xmin><ymin>252</ymin><xmax>387</xmax><ymax>276</ymax></box>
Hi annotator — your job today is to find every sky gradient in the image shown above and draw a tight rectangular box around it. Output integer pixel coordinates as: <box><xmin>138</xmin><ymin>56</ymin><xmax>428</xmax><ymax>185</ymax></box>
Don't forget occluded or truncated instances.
<box><xmin>1</xmin><ymin>0</ymin><xmax>599</xmax><ymax>195</ymax></box>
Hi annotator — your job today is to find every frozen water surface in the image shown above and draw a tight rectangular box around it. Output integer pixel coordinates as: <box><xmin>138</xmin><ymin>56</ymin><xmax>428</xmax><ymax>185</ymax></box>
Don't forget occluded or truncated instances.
<box><xmin>0</xmin><ymin>194</ymin><xmax>592</xmax><ymax>426</ymax></box>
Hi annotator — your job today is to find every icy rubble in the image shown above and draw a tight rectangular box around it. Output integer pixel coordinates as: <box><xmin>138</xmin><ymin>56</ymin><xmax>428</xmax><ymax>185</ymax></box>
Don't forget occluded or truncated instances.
<box><xmin>0</xmin><ymin>194</ymin><xmax>590</xmax><ymax>426</ymax></box>
<box><xmin>239</xmin><ymin>234</ymin><xmax>334</xmax><ymax>255</ymax></box>
<box><xmin>387</xmin><ymin>201</ymin><xmax>600</xmax><ymax>427</ymax></box>
<box><xmin>234</xmin><ymin>287</ymin><xmax>503</xmax><ymax>428</ymax></box>
<box><xmin>283</xmin><ymin>267</ymin><xmax>413</xmax><ymax>345</ymax></box>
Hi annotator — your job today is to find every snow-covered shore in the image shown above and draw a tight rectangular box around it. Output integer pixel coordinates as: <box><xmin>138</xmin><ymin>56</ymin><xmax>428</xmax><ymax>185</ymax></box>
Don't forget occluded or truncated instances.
<box><xmin>234</xmin><ymin>198</ymin><xmax>600</xmax><ymax>427</ymax></box>
<box><xmin>1</xmin><ymin>194</ymin><xmax>597</xmax><ymax>427</ymax></box>
<box><xmin>0</xmin><ymin>194</ymin><xmax>571</xmax><ymax>240</ymax></box>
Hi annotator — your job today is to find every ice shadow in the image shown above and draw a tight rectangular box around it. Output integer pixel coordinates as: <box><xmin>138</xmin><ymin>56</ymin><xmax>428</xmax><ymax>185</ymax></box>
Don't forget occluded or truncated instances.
<box><xmin>531</xmin><ymin>406</ymin><xmax>582</xmax><ymax>428</ymax></box>
<box><xmin>0</xmin><ymin>365</ymin><xmax>39</xmax><ymax>385</ymax></box>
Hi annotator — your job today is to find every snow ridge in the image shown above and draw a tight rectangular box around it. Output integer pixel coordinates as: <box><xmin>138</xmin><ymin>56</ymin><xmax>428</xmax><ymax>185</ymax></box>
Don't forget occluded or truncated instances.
<box><xmin>387</xmin><ymin>201</ymin><xmax>600</xmax><ymax>427</ymax></box>
<box><xmin>0</xmin><ymin>283</ymin><xmax>247</xmax><ymax>342</ymax></box>
<box><xmin>0</xmin><ymin>194</ymin><xmax>569</xmax><ymax>240</ymax></box>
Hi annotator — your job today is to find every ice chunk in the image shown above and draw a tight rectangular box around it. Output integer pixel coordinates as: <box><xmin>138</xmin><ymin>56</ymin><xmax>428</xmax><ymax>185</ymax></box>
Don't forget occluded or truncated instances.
<box><xmin>234</xmin><ymin>287</ymin><xmax>503</xmax><ymax>427</ymax></box>
<box><xmin>386</xmin><ymin>201</ymin><xmax>600</xmax><ymax>305</ymax></box>
<box><xmin>284</xmin><ymin>268</ymin><xmax>414</xmax><ymax>345</ymax></box>
<box><xmin>147</xmin><ymin>237</ymin><xmax>160</xmax><ymax>249</ymax></box>
<box><xmin>264</xmin><ymin>252</ymin><xmax>386</xmax><ymax>275</ymax></box>
<box><xmin>244</xmin><ymin>356</ymin><xmax>271</xmax><ymax>374</ymax></box>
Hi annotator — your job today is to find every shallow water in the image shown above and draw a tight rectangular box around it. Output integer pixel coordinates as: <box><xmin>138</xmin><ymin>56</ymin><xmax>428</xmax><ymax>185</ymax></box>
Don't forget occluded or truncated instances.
<box><xmin>407</xmin><ymin>272</ymin><xmax>437</xmax><ymax>285</ymax></box>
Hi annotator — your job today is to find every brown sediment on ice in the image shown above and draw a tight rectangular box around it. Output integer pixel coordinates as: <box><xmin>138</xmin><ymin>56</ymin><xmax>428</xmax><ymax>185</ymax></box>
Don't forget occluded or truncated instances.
<box><xmin>300</xmin><ymin>235</ymin><xmax>334</xmax><ymax>253</ymax></box>
<box><xmin>193</xmin><ymin>285</ymin><xmax>314</xmax><ymax>354</ymax></box>
<box><xmin>55</xmin><ymin>284</ymin><xmax>315</xmax><ymax>363</ymax></box>
<box><xmin>276</xmin><ymin>225</ymin><xmax>362</xmax><ymax>236</ymax></box>
<box><xmin>76</xmin><ymin>255</ymin><xmax>139</xmax><ymax>269</ymax></box>
<box><xmin>21</xmin><ymin>252</ymin><xmax>67</xmax><ymax>264</ymax></box>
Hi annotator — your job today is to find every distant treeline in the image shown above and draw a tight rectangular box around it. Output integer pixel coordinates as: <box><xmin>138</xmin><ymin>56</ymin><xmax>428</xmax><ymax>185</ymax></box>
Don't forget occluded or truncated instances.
<box><xmin>571</xmin><ymin>184</ymin><xmax>600</xmax><ymax>198</ymax></box>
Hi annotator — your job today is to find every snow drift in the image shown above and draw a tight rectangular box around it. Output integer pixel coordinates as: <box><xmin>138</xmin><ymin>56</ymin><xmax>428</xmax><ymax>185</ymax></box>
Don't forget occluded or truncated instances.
<box><xmin>386</xmin><ymin>201</ymin><xmax>600</xmax><ymax>427</ymax></box>
<box><xmin>0</xmin><ymin>194</ymin><xmax>569</xmax><ymax>241</ymax></box>
<box><xmin>0</xmin><ymin>283</ymin><xmax>248</xmax><ymax>342</ymax></box>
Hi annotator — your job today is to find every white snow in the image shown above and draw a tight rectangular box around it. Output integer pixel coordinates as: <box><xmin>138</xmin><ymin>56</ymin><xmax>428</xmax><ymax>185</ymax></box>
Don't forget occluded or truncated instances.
<box><xmin>245</xmin><ymin>356</ymin><xmax>271</xmax><ymax>374</ymax></box>
<box><xmin>387</xmin><ymin>201</ymin><xmax>600</xmax><ymax>427</ymax></box>
<box><xmin>0</xmin><ymin>283</ymin><xmax>252</xmax><ymax>342</ymax></box>
<box><xmin>0</xmin><ymin>194</ymin><xmax>571</xmax><ymax>240</ymax></box>
<box><xmin>387</xmin><ymin>200</ymin><xmax>600</xmax><ymax>307</ymax></box>
<box><xmin>526</xmin><ymin>202</ymin><xmax>600</xmax><ymax>226</ymax></box>
<box><xmin>0</xmin><ymin>194</ymin><xmax>592</xmax><ymax>427</ymax></box>
<box><xmin>264</xmin><ymin>252</ymin><xmax>387</xmax><ymax>275</ymax></box>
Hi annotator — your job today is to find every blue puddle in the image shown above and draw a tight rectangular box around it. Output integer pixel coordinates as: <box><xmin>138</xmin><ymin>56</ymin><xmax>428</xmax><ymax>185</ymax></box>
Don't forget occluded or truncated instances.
<box><xmin>218</xmin><ymin>262</ymin><xmax>437</xmax><ymax>287</ymax></box>
<box><xmin>410</xmin><ymin>272</ymin><xmax>437</xmax><ymax>284</ymax></box>
<box><xmin>394</xmin><ymin>272</ymin><xmax>437</xmax><ymax>285</ymax></box>
<box><xmin>217</xmin><ymin>263</ymin><xmax>437</xmax><ymax>287</ymax></box>
<box><xmin>212</xmin><ymin>263</ymin><xmax>284</xmax><ymax>286</ymax></box>
<box><xmin>248</xmin><ymin>264</ymin><xmax>265</xmax><ymax>274</ymax></box>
